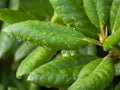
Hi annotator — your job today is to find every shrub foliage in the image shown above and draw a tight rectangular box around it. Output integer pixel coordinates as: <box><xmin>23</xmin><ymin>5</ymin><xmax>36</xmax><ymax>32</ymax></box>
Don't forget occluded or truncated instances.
<box><xmin>1</xmin><ymin>0</ymin><xmax>120</xmax><ymax>90</ymax></box>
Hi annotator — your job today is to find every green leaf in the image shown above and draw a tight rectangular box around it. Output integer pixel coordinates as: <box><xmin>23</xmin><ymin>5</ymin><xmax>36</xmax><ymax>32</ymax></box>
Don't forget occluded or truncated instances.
<box><xmin>0</xmin><ymin>9</ymin><xmax>35</xmax><ymax>60</ymax></box>
<box><xmin>14</xmin><ymin>42</ymin><xmax>36</xmax><ymax>61</ymax></box>
<box><xmin>115</xmin><ymin>81</ymin><xmax>120</xmax><ymax>90</ymax></box>
<box><xmin>29</xmin><ymin>83</ymin><xmax>39</xmax><ymax>90</ymax></box>
<box><xmin>9</xmin><ymin>0</ymin><xmax>19</xmax><ymax>10</ymax></box>
<box><xmin>16</xmin><ymin>46</ymin><xmax>56</xmax><ymax>79</ymax></box>
<box><xmin>78</xmin><ymin>27</ymin><xmax>99</xmax><ymax>39</ymax></box>
<box><xmin>20</xmin><ymin>0</ymin><xmax>53</xmax><ymax>19</ymax></box>
<box><xmin>0</xmin><ymin>32</ymin><xmax>21</xmax><ymax>60</ymax></box>
<box><xmin>68</xmin><ymin>57</ymin><xmax>115</xmax><ymax>90</ymax></box>
<box><xmin>114</xmin><ymin>61</ymin><xmax>120</xmax><ymax>75</ymax></box>
<box><xmin>8</xmin><ymin>87</ymin><xmax>17</xmax><ymax>90</ymax></box>
<box><xmin>28</xmin><ymin>66</ymin><xmax>82</xmax><ymax>87</ymax></box>
<box><xmin>82</xmin><ymin>37</ymin><xmax>101</xmax><ymax>46</ymax></box>
<box><xmin>50</xmin><ymin>0</ymin><xmax>98</xmax><ymax>38</ymax></box>
<box><xmin>109</xmin><ymin>0</ymin><xmax>113</xmax><ymax>5</ymax></box>
<box><xmin>50</xmin><ymin>0</ymin><xmax>89</xmax><ymax>26</ymax></box>
<box><xmin>87</xmin><ymin>44</ymin><xmax>97</xmax><ymax>56</ymax></box>
<box><xmin>0</xmin><ymin>9</ymin><xmax>36</xmax><ymax>24</ymax></box>
<box><xmin>0</xmin><ymin>0</ymin><xmax>8</xmax><ymax>8</ymax></box>
<box><xmin>3</xmin><ymin>20</ymin><xmax>87</xmax><ymax>50</ymax></box>
<box><xmin>112</xmin><ymin>6</ymin><xmax>120</xmax><ymax>33</ymax></box>
<box><xmin>110</xmin><ymin>0</ymin><xmax>120</xmax><ymax>32</ymax></box>
<box><xmin>103</xmin><ymin>28</ymin><xmax>120</xmax><ymax>51</ymax></box>
<box><xmin>83</xmin><ymin>0</ymin><xmax>109</xmax><ymax>28</ymax></box>
<box><xmin>27</xmin><ymin>55</ymin><xmax>98</xmax><ymax>87</ymax></box>
<box><xmin>59</xmin><ymin>87</ymin><xmax>68</xmax><ymax>90</ymax></box>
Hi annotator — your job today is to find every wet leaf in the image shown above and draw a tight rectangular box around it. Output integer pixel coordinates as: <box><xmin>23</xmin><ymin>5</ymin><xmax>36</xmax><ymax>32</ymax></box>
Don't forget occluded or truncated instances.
<box><xmin>68</xmin><ymin>57</ymin><xmax>115</xmax><ymax>90</ymax></box>
<box><xmin>3</xmin><ymin>20</ymin><xmax>87</xmax><ymax>50</ymax></box>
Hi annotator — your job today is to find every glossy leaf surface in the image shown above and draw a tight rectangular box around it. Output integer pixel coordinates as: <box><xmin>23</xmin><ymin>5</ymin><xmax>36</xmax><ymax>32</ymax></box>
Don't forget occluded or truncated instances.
<box><xmin>27</xmin><ymin>55</ymin><xmax>98</xmax><ymax>87</ymax></box>
<box><xmin>20</xmin><ymin>0</ymin><xmax>53</xmax><ymax>19</ymax></box>
<box><xmin>68</xmin><ymin>58</ymin><xmax>114</xmax><ymax>90</ymax></box>
<box><xmin>103</xmin><ymin>28</ymin><xmax>120</xmax><ymax>51</ymax></box>
<box><xmin>50</xmin><ymin>0</ymin><xmax>90</xmax><ymax>26</ymax></box>
<box><xmin>3</xmin><ymin>20</ymin><xmax>87</xmax><ymax>50</ymax></box>
<box><xmin>83</xmin><ymin>0</ymin><xmax>109</xmax><ymax>28</ymax></box>
<box><xmin>50</xmin><ymin>0</ymin><xmax>98</xmax><ymax>38</ymax></box>
<box><xmin>28</xmin><ymin>66</ymin><xmax>82</xmax><ymax>87</ymax></box>
<box><xmin>16</xmin><ymin>47</ymin><xmax>56</xmax><ymax>79</ymax></box>
<box><xmin>110</xmin><ymin>0</ymin><xmax>120</xmax><ymax>32</ymax></box>
<box><xmin>0</xmin><ymin>9</ymin><xmax>36</xmax><ymax>24</ymax></box>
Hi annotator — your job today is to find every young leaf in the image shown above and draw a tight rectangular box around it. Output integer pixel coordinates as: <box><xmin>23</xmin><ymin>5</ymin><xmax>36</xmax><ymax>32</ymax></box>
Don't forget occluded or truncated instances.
<box><xmin>82</xmin><ymin>37</ymin><xmax>101</xmax><ymax>46</ymax></box>
<box><xmin>110</xmin><ymin>0</ymin><xmax>120</xmax><ymax>32</ymax></box>
<box><xmin>51</xmin><ymin>12</ymin><xmax>62</xmax><ymax>23</ymax></box>
<box><xmin>3</xmin><ymin>20</ymin><xmax>87</xmax><ymax>50</ymax></box>
<box><xmin>83</xmin><ymin>0</ymin><xmax>109</xmax><ymax>28</ymax></box>
<box><xmin>27</xmin><ymin>55</ymin><xmax>98</xmax><ymax>87</ymax></box>
<box><xmin>20</xmin><ymin>0</ymin><xmax>53</xmax><ymax>19</ymax></box>
<box><xmin>14</xmin><ymin>42</ymin><xmax>36</xmax><ymax>61</ymax></box>
<box><xmin>103</xmin><ymin>28</ymin><xmax>120</xmax><ymax>51</ymax></box>
<box><xmin>0</xmin><ymin>9</ymin><xmax>36</xmax><ymax>24</ymax></box>
<box><xmin>16</xmin><ymin>46</ymin><xmax>56</xmax><ymax>79</ymax></box>
<box><xmin>68</xmin><ymin>57</ymin><xmax>115</xmax><ymax>90</ymax></box>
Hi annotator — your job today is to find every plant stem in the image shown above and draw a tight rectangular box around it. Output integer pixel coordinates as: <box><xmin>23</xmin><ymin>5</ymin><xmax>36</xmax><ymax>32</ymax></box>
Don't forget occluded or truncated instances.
<box><xmin>100</xmin><ymin>26</ymin><xmax>106</xmax><ymax>38</ymax></box>
<box><xmin>99</xmin><ymin>26</ymin><xmax>107</xmax><ymax>44</ymax></box>
<box><xmin>104</xmin><ymin>51</ymin><xmax>114</xmax><ymax>60</ymax></box>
